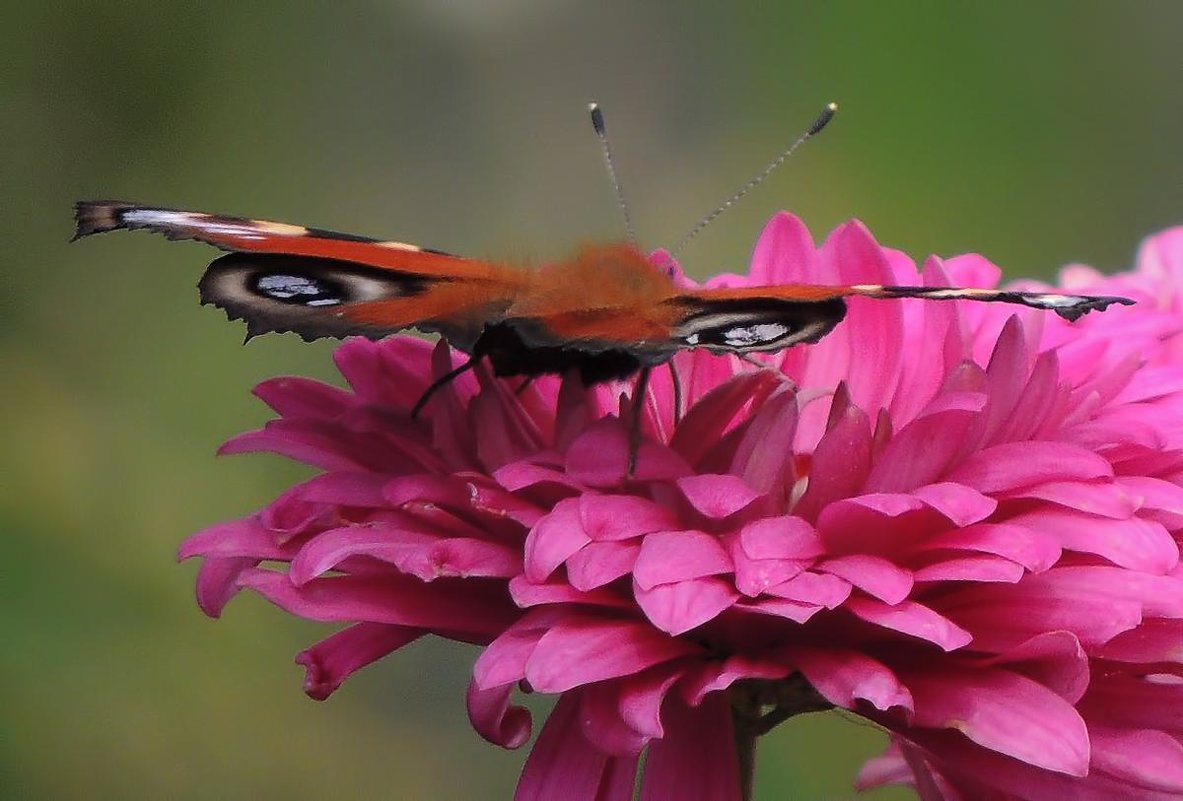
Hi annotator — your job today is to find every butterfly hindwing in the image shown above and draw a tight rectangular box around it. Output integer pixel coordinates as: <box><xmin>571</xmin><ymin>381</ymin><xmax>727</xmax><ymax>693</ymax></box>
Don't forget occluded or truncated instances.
<box><xmin>198</xmin><ymin>252</ymin><xmax>436</xmax><ymax>341</ymax></box>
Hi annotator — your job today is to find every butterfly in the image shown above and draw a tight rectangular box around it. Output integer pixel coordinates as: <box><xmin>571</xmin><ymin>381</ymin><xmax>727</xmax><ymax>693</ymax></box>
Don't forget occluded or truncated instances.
<box><xmin>72</xmin><ymin>198</ymin><xmax>1134</xmax><ymax>410</ymax></box>
<box><xmin>72</xmin><ymin>105</ymin><xmax>1134</xmax><ymax>474</ymax></box>
<box><xmin>71</xmin><ymin>196</ymin><xmax>1133</xmax><ymax>381</ymax></box>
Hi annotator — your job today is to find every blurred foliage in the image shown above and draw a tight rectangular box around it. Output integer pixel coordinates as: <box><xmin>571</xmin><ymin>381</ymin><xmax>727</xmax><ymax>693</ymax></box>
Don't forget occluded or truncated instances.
<box><xmin>5</xmin><ymin>2</ymin><xmax>1181</xmax><ymax>799</ymax></box>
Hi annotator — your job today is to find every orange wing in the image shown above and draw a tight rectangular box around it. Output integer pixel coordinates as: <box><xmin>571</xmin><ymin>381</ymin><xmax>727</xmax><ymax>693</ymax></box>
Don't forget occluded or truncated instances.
<box><xmin>628</xmin><ymin>281</ymin><xmax>1135</xmax><ymax>356</ymax></box>
<box><xmin>73</xmin><ymin>201</ymin><xmax>528</xmax><ymax>348</ymax></box>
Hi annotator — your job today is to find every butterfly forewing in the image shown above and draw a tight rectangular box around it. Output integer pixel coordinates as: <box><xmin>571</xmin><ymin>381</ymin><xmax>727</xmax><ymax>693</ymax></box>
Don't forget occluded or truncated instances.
<box><xmin>669</xmin><ymin>282</ymin><xmax>1135</xmax><ymax>356</ymax></box>
<box><xmin>74</xmin><ymin>201</ymin><xmax>527</xmax><ymax>348</ymax></box>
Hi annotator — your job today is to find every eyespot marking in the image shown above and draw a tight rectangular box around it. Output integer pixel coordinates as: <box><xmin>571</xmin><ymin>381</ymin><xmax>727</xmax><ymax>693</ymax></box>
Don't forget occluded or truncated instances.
<box><xmin>253</xmin><ymin>274</ymin><xmax>344</xmax><ymax>306</ymax></box>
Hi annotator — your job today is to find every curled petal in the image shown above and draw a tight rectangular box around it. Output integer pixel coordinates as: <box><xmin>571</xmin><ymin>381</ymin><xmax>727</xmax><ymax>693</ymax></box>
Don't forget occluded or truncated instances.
<box><xmin>297</xmin><ymin>623</ymin><xmax>422</xmax><ymax>700</ymax></box>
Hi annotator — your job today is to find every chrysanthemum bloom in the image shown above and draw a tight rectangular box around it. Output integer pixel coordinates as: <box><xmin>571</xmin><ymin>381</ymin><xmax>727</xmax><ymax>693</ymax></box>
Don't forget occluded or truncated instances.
<box><xmin>181</xmin><ymin>215</ymin><xmax>1183</xmax><ymax>800</ymax></box>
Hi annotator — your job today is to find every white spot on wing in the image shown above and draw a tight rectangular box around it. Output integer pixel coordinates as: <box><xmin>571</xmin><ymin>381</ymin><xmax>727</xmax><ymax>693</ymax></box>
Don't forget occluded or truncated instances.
<box><xmin>123</xmin><ymin>209</ymin><xmax>306</xmax><ymax>240</ymax></box>
<box><xmin>1028</xmin><ymin>294</ymin><xmax>1084</xmax><ymax>308</ymax></box>
<box><xmin>723</xmin><ymin>323</ymin><xmax>790</xmax><ymax>347</ymax></box>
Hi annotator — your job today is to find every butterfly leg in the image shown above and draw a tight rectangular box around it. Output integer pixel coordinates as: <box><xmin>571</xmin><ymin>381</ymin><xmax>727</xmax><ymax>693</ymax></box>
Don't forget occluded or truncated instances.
<box><xmin>666</xmin><ymin>360</ymin><xmax>684</xmax><ymax>427</ymax></box>
<box><xmin>627</xmin><ymin>366</ymin><xmax>652</xmax><ymax>476</ymax></box>
<box><xmin>411</xmin><ymin>355</ymin><xmax>482</xmax><ymax>418</ymax></box>
<box><xmin>514</xmin><ymin>377</ymin><xmax>535</xmax><ymax>396</ymax></box>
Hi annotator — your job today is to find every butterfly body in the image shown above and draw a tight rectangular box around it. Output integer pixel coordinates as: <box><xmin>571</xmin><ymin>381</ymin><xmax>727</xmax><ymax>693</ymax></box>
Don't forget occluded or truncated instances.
<box><xmin>73</xmin><ymin>201</ymin><xmax>1134</xmax><ymax>389</ymax></box>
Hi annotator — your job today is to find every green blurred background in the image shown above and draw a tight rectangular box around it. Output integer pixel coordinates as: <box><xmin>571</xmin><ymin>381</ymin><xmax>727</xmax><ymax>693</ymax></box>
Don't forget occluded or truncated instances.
<box><xmin>6</xmin><ymin>3</ymin><xmax>1182</xmax><ymax>799</ymax></box>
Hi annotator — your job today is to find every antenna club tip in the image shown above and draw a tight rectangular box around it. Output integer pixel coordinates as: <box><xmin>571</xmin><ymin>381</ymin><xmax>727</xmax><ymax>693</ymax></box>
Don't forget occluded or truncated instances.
<box><xmin>588</xmin><ymin>102</ymin><xmax>606</xmax><ymax>133</ymax></box>
<box><xmin>807</xmin><ymin>102</ymin><xmax>838</xmax><ymax>137</ymax></box>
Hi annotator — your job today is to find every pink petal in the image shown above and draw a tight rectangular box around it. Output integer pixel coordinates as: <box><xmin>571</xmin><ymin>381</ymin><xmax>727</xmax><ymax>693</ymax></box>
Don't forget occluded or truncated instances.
<box><xmin>618</xmin><ymin>667</ymin><xmax>684</xmax><ymax>740</ymax></box>
<box><xmin>1079</xmin><ymin>672</ymin><xmax>1183</xmax><ymax>732</ymax></box>
<box><xmin>467</xmin><ymin>479</ymin><xmax>547</xmax><ymax>526</ymax></box>
<box><xmin>467</xmin><ymin>679</ymin><xmax>532</xmax><ymax>749</ymax></box>
<box><xmin>579</xmin><ymin>494</ymin><xmax>678</xmax><ymax>541</ymax></box>
<box><xmin>846</xmin><ymin>598</ymin><xmax>973</xmax><ymax>651</ymax></box>
<box><xmin>787</xmin><ymin>646</ymin><xmax>914</xmax><ymax>713</ymax></box>
<box><xmin>670</xmin><ymin>372</ymin><xmax>780</xmax><ymax>466</ymax></box>
<box><xmin>633</xmin><ymin>531</ymin><xmax>732</xmax><ymax>590</ymax></box>
<box><xmin>794</xmin><ymin>386</ymin><xmax>873</xmax><ymax>519</ymax></box>
<box><xmin>565</xmin><ymin>541</ymin><xmax>642</xmax><ymax>590</ymax></box>
<box><xmin>259</xmin><ymin>483</ymin><xmax>341</xmax><ymax>540</ymax></box>
<box><xmin>937</xmin><ymin>567</ymin><xmax>1168</xmax><ymax>650</ymax></box>
<box><xmin>191</xmin><ymin>555</ymin><xmax>257</xmax><ymax>617</ymax></box>
<box><xmin>729</xmin><ymin>387</ymin><xmax>798</xmax><ymax>499</ymax></box>
<box><xmin>566</xmin><ymin>418</ymin><xmax>691</xmax><ymax>486</ymax></box>
<box><xmin>976</xmin><ymin>630</ymin><xmax>1090</xmax><ymax>704</ymax></box>
<box><xmin>296</xmin><ymin>623</ymin><xmax>421</xmax><ymax>700</ymax></box>
<box><xmin>239</xmin><ymin>569</ymin><xmax>519</xmax><ymax>636</ymax></box>
<box><xmin>1093</xmin><ymin>618</ymin><xmax>1183</xmax><ymax>663</ymax></box>
<box><xmin>525</xmin><ymin>616</ymin><xmax>701</xmax><ymax>692</ymax></box>
<box><xmin>578</xmin><ymin>683</ymin><xmax>650</xmax><ymax>756</ymax></box>
<box><xmin>676</xmin><ymin>474</ymin><xmax>762</xmax><ymax>519</ymax></box>
<box><xmin>493</xmin><ymin>460</ymin><xmax>586</xmax><ymax>493</ymax></box>
<box><xmin>178</xmin><ymin>518</ymin><xmax>291</xmax><ymax>561</ymax></box>
<box><xmin>737</xmin><ymin>516</ymin><xmax>823</xmax><ymax>559</ymax></box>
<box><xmin>524</xmin><ymin>498</ymin><xmax>589</xmax><ymax>582</ymax></box>
<box><xmin>1117</xmin><ymin>476</ymin><xmax>1183</xmax><ymax>529</ymax></box>
<box><xmin>1000</xmin><ymin>479</ymin><xmax>1138</xmax><ymax>519</ymax></box>
<box><xmin>915</xmin><ymin>522</ymin><xmax>1062</xmax><ymax>573</ymax></box>
<box><xmin>902</xmin><ymin>666</ymin><xmax>1091</xmax><ymax>776</ymax></box>
<box><xmin>819</xmin><ymin>222</ymin><xmax>904</xmax><ymax>415</ymax></box>
<box><xmin>748</xmin><ymin>211</ymin><xmax>817</xmax><ymax>284</ymax></box>
<box><xmin>863</xmin><ymin>402</ymin><xmax>984</xmax><ymax>493</ymax></box>
<box><xmin>515</xmin><ymin>692</ymin><xmax>639</xmax><ymax>801</ymax></box>
<box><xmin>252</xmin><ymin>376</ymin><xmax>353</xmax><ymax>418</ymax></box>
<box><xmin>903</xmin><ymin>728</ymin><xmax>1181</xmax><ymax>801</ymax></box>
<box><xmin>738</xmin><ymin>597</ymin><xmax>825</xmax><ymax>624</ymax></box>
<box><xmin>944</xmin><ymin>440</ymin><xmax>1113</xmax><ymax>492</ymax></box>
<box><xmin>1006</xmin><ymin>508</ymin><xmax>1178</xmax><ymax>574</ymax></box>
<box><xmin>766</xmin><ymin>571</ymin><xmax>852</xmax><ymax>608</ymax></box>
<box><xmin>639</xmin><ymin>694</ymin><xmax>741</xmax><ymax>801</ymax></box>
<box><xmin>383</xmin><ymin>473</ymin><xmax>471</xmax><ymax>509</ymax></box>
<box><xmin>1090</xmin><ymin>726</ymin><xmax>1183</xmax><ymax>793</ymax></box>
<box><xmin>819</xmin><ymin>554</ymin><xmax>913</xmax><ymax>604</ymax></box>
<box><xmin>854</xmin><ymin>743</ymin><xmax>915</xmax><ymax>792</ymax></box>
<box><xmin>677</xmin><ymin>653</ymin><xmax>791</xmax><ymax>703</ymax></box>
<box><xmin>634</xmin><ymin>578</ymin><xmax>740</xmax><ymax>635</ymax></box>
<box><xmin>912</xmin><ymin>482</ymin><xmax>997</xmax><ymax>527</ymax></box>
<box><xmin>218</xmin><ymin>420</ymin><xmax>409</xmax><ymax>473</ymax></box>
<box><xmin>289</xmin><ymin>523</ymin><xmax>519</xmax><ymax>584</ymax></box>
<box><xmin>296</xmin><ymin>471</ymin><xmax>389</xmax><ymax>507</ymax></box>
<box><xmin>508</xmin><ymin>575</ymin><xmax>634</xmax><ymax>611</ymax></box>
<box><xmin>913</xmin><ymin>555</ymin><xmax>1026</xmax><ymax>583</ymax></box>
<box><xmin>974</xmin><ymin>316</ymin><xmax>1035</xmax><ymax>447</ymax></box>
<box><xmin>730</xmin><ymin>517</ymin><xmax>822</xmax><ymax>596</ymax></box>
<box><xmin>473</xmin><ymin>610</ymin><xmax>559</xmax><ymax>690</ymax></box>
<box><xmin>816</xmin><ymin>493</ymin><xmax>929</xmax><ymax>555</ymax></box>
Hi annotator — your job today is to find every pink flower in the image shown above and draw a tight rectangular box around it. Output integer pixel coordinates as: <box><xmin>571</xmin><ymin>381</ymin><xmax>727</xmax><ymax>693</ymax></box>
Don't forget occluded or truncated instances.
<box><xmin>181</xmin><ymin>214</ymin><xmax>1183</xmax><ymax>800</ymax></box>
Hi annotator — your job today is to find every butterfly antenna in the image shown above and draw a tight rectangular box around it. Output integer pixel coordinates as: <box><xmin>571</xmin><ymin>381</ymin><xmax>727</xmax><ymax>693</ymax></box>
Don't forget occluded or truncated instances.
<box><xmin>671</xmin><ymin>102</ymin><xmax>837</xmax><ymax>258</ymax></box>
<box><xmin>589</xmin><ymin>102</ymin><xmax>637</xmax><ymax>245</ymax></box>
